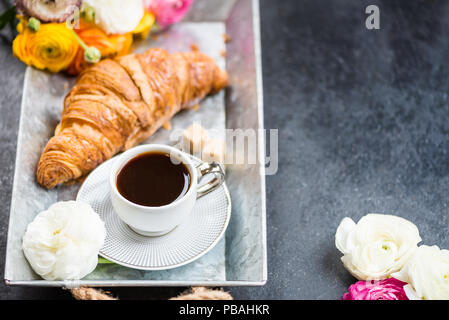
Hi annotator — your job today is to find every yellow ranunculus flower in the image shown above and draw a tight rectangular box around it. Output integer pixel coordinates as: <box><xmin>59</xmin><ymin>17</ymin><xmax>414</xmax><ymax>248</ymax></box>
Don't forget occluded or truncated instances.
<box><xmin>13</xmin><ymin>20</ymin><xmax>79</xmax><ymax>73</ymax></box>
<box><xmin>133</xmin><ymin>12</ymin><xmax>155</xmax><ymax>40</ymax></box>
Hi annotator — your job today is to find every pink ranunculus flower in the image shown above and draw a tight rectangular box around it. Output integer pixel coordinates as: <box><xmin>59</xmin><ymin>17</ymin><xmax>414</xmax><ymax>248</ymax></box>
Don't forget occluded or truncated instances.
<box><xmin>342</xmin><ymin>278</ymin><xmax>409</xmax><ymax>300</ymax></box>
<box><xmin>145</xmin><ymin>0</ymin><xmax>194</xmax><ymax>28</ymax></box>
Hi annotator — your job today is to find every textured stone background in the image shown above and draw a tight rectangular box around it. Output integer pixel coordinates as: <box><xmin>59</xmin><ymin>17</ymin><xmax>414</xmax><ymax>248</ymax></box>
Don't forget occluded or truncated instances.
<box><xmin>1</xmin><ymin>0</ymin><xmax>449</xmax><ymax>299</ymax></box>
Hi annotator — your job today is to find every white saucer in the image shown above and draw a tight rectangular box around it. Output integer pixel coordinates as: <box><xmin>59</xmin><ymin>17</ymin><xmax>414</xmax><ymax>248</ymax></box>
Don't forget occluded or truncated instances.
<box><xmin>76</xmin><ymin>156</ymin><xmax>231</xmax><ymax>271</ymax></box>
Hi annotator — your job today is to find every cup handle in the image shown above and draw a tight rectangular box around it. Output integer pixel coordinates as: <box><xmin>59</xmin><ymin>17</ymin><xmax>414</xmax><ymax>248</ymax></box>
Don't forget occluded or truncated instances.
<box><xmin>196</xmin><ymin>162</ymin><xmax>225</xmax><ymax>198</ymax></box>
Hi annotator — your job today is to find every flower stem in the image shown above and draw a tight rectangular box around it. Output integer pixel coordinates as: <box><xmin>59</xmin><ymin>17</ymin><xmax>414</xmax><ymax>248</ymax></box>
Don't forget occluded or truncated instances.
<box><xmin>68</xmin><ymin>27</ymin><xmax>88</xmax><ymax>51</ymax></box>
<box><xmin>67</xmin><ymin>26</ymin><xmax>101</xmax><ymax>63</ymax></box>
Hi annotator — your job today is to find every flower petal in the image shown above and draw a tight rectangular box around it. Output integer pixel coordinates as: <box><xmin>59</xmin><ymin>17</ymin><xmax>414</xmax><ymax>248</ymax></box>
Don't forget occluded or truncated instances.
<box><xmin>335</xmin><ymin>217</ymin><xmax>356</xmax><ymax>254</ymax></box>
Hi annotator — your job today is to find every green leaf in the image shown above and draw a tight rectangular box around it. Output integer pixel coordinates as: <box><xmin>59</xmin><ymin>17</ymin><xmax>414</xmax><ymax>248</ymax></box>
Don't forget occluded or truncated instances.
<box><xmin>98</xmin><ymin>257</ymin><xmax>115</xmax><ymax>264</ymax></box>
<box><xmin>0</xmin><ymin>6</ymin><xmax>16</xmax><ymax>31</ymax></box>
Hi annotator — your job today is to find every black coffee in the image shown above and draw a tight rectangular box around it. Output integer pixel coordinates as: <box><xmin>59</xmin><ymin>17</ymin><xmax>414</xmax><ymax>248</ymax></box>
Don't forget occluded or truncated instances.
<box><xmin>116</xmin><ymin>152</ymin><xmax>191</xmax><ymax>207</ymax></box>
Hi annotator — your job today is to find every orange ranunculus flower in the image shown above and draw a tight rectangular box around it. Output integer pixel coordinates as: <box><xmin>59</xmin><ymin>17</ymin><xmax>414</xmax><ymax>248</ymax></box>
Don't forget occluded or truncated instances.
<box><xmin>13</xmin><ymin>19</ymin><xmax>79</xmax><ymax>73</ymax></box>
<box><xmin>67</xmin><ymin>26</ymin><xmax>133</xmax><ymax>76</ymax></box>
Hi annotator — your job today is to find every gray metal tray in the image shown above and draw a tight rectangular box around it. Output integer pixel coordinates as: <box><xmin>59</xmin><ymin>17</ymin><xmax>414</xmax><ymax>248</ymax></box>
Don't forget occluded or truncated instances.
<box><xmin>4</xmin><ymin>0</ymin><xmax>266</xmax><ymax>287</ymax></box>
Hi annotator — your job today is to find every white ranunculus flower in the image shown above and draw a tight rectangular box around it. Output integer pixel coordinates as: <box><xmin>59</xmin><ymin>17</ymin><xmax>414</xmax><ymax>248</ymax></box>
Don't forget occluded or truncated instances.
<box><xmin>84</xmin><ymin>0</ymin><xmax>144</xmax><ymax>34</ymax></box>
<box><xmin>22</xmin><ymin>201</ymin><xmax>106</xmax><ymax>281</ymax></box>
<box><xmin>335</xmin><ymin>214</ymin><xmax>421</xmax><ymax>280</ymax></box>
<box><xmin>392</xmin><ymin>245</ymin><xmax>449</xmax><ymax>300</ymax></box>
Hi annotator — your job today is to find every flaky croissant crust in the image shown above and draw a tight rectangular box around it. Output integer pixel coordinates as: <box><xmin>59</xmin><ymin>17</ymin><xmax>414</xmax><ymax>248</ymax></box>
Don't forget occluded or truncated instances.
<box><xmin>37</xmin><ymin>48</ymin><xmax>228</xmax><ymax>188</ymax></box>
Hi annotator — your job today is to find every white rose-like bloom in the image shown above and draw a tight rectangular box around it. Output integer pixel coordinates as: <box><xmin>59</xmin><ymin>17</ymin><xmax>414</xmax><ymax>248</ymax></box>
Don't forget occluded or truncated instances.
<box><xmin>84</xmin><ymin>0</ymin><xmax>144</xmax><ymax>34</ymax></box>
<box><xmin>392</xmin><ymin>245</ymin><xmax>449</xmax><ymax>300</ymax></box>
<box><xmin>22</xmin><ymin>201</ymin><xmax>106</xmax><ymax>281</ymax></box>
<box><xmin>335</xmin><ymin>214</ymin><xmax>421</xmax><ymax>280</ymax></box>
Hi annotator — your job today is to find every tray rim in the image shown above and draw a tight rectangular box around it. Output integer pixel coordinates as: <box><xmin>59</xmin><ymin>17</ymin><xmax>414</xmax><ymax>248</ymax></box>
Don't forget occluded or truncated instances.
<box><xmin>5</xmin><ymin>279</ymin><xmax>267</xmax><ymax>287</ymax></box>
<box><xmin>253</xmin><ymin>0</ymin><xmax>268</xmax><ymax>286</ymax></box>
<box><xmin>4</xmin><ymin>0</ymin><xmax>267</xmax><ymax>287</ymax></box>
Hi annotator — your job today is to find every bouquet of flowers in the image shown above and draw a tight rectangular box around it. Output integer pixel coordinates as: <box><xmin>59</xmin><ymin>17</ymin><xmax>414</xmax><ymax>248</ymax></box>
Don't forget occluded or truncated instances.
<box><xmin>336</xmin><ymin>214</ymin><xmax>449</xmax><ymax>300</ymax></box>
<box><xmin>0</xmin><ymin>0</ymin><xmax>193</xmax><ymax>75</ymax></box>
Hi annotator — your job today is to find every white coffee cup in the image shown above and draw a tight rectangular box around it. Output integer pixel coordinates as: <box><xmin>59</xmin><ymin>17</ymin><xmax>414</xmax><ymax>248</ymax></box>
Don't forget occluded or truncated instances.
<box><xmin>109</xmin><ymin>144</ymin><xmax>225</xmax><ymax>236</ymax></box>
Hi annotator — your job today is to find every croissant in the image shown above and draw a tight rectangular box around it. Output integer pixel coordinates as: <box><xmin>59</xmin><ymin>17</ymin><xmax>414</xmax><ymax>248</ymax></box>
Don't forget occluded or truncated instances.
<box><xmin>37</xmin><ymin>48</ymin><xmax>228</xmax><ymax>188</ymax></box>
